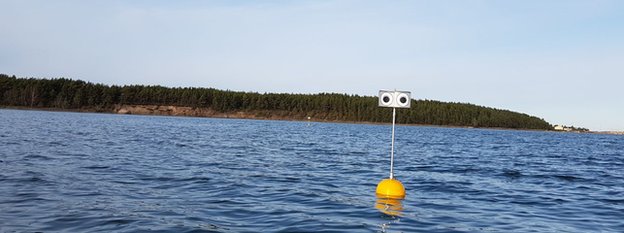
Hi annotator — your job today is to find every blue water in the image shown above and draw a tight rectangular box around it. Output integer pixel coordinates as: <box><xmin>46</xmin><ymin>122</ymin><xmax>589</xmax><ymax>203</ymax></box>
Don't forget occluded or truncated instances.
<box><xmin>1</xmin><ymin>109</ymin><xmax>623</xmax><ymax>232</ymax></box>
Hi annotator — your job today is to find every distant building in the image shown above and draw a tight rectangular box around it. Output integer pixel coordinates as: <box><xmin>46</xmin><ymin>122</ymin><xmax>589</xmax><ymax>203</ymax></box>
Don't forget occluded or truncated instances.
<box><xmin>554</xmin><ymin>125</ymin><xmax>585</xmax><ymax>132</ymax></box>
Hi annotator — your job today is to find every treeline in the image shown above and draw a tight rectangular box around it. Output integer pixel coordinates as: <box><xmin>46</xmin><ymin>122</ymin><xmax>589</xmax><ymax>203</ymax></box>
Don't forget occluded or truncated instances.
<box><xmin>0</xmin><ymin>74</ymin><xmax>553</xmax><ymax>130</ymax></box>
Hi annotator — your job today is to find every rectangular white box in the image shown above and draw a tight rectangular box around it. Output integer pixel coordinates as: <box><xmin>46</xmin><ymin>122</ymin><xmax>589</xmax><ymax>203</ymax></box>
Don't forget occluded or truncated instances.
<box><xmin>378</xmin><ymin>90</ymin><xmax>411</xmax><ymax>108</ymax></box>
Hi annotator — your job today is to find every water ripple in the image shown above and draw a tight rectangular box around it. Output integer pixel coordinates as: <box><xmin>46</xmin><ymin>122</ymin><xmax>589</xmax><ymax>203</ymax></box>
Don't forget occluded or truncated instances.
<box><xmin>1</xmin><ymin>109</ymin><xmax>623</xmax><ymax>232</ymax></box>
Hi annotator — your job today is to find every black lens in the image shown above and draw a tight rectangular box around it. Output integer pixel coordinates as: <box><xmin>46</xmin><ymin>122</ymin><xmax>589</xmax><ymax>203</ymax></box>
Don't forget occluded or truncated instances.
<box><xmin>383</xmin><ymin>96</ymin><xmax>390</xmax><ymax>103</ymax></box>
<box><xmin>400</xmin><ymin>96</ymin><xmax>407</xmax><ymax>104</ymax></box>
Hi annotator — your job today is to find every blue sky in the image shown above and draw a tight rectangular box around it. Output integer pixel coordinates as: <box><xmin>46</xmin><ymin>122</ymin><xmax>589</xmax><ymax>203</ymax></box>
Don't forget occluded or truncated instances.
<box><xmin>1</xmin><ymin>0</ymin><xmax>623</xmax><ymax>131</ymax></box>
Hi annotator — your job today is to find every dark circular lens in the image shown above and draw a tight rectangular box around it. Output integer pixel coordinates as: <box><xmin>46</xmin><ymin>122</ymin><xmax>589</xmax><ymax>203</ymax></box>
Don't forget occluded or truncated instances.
<box><xmin>383</xmin><ymin>96</ymin><xmax>390</xmax><ymax>103</ymax></box>
<box><xmin>400</xmin><ymin>97</ymin><xmax>407</xmax><ymax>104</ymax></box>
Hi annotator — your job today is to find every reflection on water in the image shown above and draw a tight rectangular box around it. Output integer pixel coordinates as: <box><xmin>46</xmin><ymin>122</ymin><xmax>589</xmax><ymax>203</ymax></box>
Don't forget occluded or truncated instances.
<box><xmin>375</xmin><ymin>197</ymin><xmax>404</xmax><ymax>216</ymax></box>
<box><xmin>376</xmin><ymin>197</ymin><xmax>404</xmax><ymax>232</ymax></box>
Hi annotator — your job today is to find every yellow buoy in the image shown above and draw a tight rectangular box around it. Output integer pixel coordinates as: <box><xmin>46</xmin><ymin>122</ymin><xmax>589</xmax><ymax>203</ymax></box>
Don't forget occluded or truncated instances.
<box><xmin>376</xmin><ymin>178</ymin><xmax>405</xmax><ymax>199</ymax></box>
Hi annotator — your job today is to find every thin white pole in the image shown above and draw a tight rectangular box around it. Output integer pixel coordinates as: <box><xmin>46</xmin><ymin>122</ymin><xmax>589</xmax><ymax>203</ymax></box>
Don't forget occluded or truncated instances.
<box><xmin>390</xmin><ymin>107</ymin><xmax>396</xmax><ymax>179</ymax></box>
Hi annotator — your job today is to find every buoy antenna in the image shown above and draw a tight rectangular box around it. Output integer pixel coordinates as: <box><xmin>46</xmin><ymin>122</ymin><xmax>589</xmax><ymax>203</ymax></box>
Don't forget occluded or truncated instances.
<box><xmin>390</xmin><ymin>107</ymin><xmax>396</xmax><ymax>179</ymax></box>
<box><xmin>378</xmin><ymin>90</ymin><xmax>411</xmax><ymax>179</ymax></box>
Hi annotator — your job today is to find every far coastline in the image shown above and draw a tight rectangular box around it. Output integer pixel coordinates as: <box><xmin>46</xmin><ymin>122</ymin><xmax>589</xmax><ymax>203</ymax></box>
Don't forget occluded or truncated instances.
<box><xmin>5</xmin><ymin>105</ymin><xmax>619</xmax><ymax>136</ymax></box>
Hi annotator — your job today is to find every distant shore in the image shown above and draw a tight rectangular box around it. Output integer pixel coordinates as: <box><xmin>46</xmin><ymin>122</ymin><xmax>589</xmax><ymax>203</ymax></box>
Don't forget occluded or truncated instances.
<box><xmin>0</xmin><ymin>75</ymin><xmax>555</xmax><ymax>130</ymax></box>
<box><xmin>0</xmin><ymin>105</ymin><xmax>546</xmax><ymax>132</ymax></box>
<box><xmin>0</xmin><ymin>105</ymin><xmax>534</xmax><ymax>130</ymax></box>
<box><xmin>591</xmin><ymin>131</ymin><xmax>624</xmax><ymax>135</ymax></box>
<box><xmin>5</xmin><ymin>105</ymin><xmax>621</xmax><ymax>135</ymax></box>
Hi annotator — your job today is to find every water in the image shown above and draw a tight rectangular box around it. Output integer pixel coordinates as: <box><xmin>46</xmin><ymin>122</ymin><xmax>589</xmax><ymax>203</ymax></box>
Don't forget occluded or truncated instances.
<box><xmin>1</xmin><ymin>109</ymin><xmax>623</xmax><ymax>232</ymax></box>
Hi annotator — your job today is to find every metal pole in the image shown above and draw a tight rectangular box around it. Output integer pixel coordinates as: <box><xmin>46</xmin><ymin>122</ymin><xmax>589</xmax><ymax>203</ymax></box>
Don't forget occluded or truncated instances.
<box><xmin>390</xmin><ymin>107</ymin><xmax>396</xmax><ymax>179</ymax></box>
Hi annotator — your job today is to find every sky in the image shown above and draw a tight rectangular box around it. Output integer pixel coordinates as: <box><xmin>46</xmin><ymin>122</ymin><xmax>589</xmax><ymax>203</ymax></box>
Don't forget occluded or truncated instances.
<box><xmin>1</xmin><ymin>0</ymin><xmax>623</xmax><ymax>131</ymax></box>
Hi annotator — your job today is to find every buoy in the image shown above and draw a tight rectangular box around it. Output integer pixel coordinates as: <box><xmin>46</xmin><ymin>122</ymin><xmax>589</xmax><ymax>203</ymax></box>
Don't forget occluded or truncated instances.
<box><xmin>376</xmin><ymin>178</ymin><xmax>405</xmax><ymax>199</ymax></box>
<box><xmin>375</xmin><ymin>90</ymin><xmax>411</xmax><ymax>200</ymax></box>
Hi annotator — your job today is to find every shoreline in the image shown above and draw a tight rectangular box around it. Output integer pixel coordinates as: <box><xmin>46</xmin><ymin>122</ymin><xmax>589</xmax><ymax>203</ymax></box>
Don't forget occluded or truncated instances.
<box><xmin>4</xmin><ymin>105</ymin><xmax>615</xmax><ymax>135</ymax></box>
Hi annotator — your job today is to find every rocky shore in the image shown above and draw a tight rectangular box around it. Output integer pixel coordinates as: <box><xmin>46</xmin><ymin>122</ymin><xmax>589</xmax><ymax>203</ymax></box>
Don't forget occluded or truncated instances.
<box><xmin>112</xmin><ymin>104</ymin><xmax>306</xmax><ymax>121</ymax></box>
<box><xmin>593</xmin><ymin>131</ymin><xmax>624</xmax><ymax>135</ymax></box>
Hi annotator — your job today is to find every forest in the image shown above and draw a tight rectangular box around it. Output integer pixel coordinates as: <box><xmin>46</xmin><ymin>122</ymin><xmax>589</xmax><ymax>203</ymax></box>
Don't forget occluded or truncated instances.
<box><xmin>0</xmin><ymin>74</ymin><xmax>553</xmax><ymax>130</ymax></box>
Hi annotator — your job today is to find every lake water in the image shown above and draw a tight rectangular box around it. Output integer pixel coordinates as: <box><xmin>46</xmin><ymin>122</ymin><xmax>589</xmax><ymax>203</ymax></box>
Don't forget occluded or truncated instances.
<box><xmin>1</xmin><ymin>109</ymin><xmax>623</xmax><ymax>232</ymax></box>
